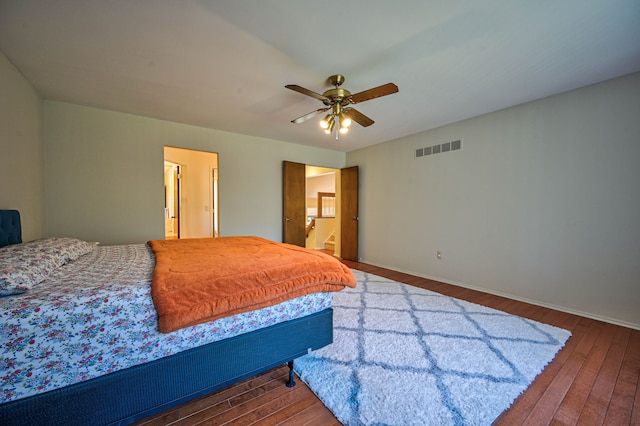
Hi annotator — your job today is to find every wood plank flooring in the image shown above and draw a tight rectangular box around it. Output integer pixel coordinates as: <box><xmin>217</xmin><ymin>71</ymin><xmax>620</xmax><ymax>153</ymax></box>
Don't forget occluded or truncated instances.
<box><xmin>134</xmin><ymin>260</ymin><xmax>639</xmax><ymax>425</ymax></box>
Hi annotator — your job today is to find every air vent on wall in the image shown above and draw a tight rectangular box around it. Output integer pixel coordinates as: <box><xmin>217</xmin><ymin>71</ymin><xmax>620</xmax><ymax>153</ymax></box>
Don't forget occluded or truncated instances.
<box><xmin>415</xmin><ymin>139</ymin><xmax>462</xmax><ymax>159</ymax></box>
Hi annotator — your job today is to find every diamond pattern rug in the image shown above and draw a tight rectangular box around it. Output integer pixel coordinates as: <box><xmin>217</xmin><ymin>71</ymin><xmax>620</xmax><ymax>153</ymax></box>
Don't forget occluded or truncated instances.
<box><xmin>295</xmin><ymin>270</ymin><xmax>571</xmax><ymax>426</ymax></box>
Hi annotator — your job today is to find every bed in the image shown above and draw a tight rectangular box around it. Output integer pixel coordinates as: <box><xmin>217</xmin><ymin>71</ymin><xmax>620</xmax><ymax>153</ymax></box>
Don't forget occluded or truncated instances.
<box><xmin>0</xmin><ymin>210</ymin><xmax>355</xmax><ymax>425</ymax></box>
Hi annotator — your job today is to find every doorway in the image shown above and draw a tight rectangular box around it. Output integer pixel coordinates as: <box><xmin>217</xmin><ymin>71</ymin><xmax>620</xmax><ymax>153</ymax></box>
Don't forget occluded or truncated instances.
<box><xmin>282</xmin><ymin>161</ymin><xmax>359</xmax><ymax>260</ymax></box>
<box><xmin>164</xmin><ymin>147</ymin><xmax>219</xmax><ymax>239</ymax></box>
<box><xmin>306</xmin><ymin>172</ymin><xmax>337</xmax><ymax>255</ymax></box>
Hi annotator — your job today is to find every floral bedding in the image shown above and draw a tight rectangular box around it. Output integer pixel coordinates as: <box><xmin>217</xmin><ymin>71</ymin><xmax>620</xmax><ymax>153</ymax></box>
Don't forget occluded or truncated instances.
<box><xmin>0</xmin><ymin>244</ymin><xmax>333</xmax><ymax>403</ymax></box>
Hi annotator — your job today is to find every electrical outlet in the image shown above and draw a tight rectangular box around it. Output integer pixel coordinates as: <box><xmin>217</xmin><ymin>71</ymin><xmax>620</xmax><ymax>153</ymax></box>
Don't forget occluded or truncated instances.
<box><xmin>437</xmin><ymin>250</ymin><xmax>442</xmax><ymax>260</ymax></box>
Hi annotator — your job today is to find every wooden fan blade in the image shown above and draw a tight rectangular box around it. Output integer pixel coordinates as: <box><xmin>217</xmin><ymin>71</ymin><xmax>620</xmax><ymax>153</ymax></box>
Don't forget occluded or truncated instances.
<box><xmin>291</xmin><ymin>108</ymin><xmax>329</xmax><ymax>124</ymax></box>
<box><xmin>349</xmin><ymin>82</ymin><xmax>398</xmax><ymax>103</ymax></box>
<box><xmin>344</xmin><ymin>107</ymin><xmax>374</xmax><ymax>127</ymax></box>
<box><xmin>285</xmin><ymin>84</ymin><xmax>329</xmax><ymax>102</ymax></box>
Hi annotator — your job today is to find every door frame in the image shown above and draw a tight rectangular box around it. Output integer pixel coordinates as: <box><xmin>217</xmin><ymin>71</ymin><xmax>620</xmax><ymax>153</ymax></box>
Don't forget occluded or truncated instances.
<box><xmin>164</xmin><ymin>161</ymin><xmax>181</xmax><ymax>239</ymax></box>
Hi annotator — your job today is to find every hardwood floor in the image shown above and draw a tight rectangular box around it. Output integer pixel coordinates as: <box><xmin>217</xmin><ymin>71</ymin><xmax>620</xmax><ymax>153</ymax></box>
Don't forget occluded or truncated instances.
<box><xmin>134</xmin><ymin>260</ymin><xmax>639</xmax><ymax>425</ymax></box>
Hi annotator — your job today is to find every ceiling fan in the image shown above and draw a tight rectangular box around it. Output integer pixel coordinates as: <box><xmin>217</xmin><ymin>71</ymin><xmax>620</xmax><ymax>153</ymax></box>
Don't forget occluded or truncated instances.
<box><xmin>285</xmin><ymin>74</ymin><xmax>398</xmax><ymax>138</ymax></box>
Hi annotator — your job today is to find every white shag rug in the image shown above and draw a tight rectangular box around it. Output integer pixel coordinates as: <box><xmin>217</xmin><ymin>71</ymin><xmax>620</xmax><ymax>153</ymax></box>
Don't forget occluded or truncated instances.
<box><xmin>295</xmin><ymin>270</ymin><xmax>571</xmax><ymax>426</ymax></box>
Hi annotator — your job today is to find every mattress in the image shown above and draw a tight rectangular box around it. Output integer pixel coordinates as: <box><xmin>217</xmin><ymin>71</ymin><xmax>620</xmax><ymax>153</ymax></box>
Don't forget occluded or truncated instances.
<box><xmin>0</xmin><ymin>244</ymin><xmax>333</xmax><ymax>403</ymax></box>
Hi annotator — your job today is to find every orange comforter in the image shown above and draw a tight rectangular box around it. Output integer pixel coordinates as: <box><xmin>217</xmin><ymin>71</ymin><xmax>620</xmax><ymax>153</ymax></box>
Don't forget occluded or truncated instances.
<box><xmin>148</xmin><ymin>236</ymin><xmax>357</xmax><ymax>333</ymax></box>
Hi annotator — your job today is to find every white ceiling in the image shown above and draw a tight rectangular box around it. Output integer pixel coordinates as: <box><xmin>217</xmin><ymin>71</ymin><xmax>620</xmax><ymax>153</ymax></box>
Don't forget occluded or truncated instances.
<box><xmin>1</xmin><ymin>0</ymin><xmax>639</xmax><ymax>152</ymax></box>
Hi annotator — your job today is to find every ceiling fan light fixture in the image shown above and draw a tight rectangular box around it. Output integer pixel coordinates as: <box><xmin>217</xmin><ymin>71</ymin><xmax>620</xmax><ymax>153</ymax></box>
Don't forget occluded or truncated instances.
<box><xmin>339</xmin><ymin>112</ymin><xmax>352</xmax><ymax>128</ymax></box>
<box><xmin>320</xmin><ymin>114</ymin><xmax>334</xmax><ymax>129</ymax></box>
<box><xmin>339</xmin><ymin>126</ymin><xmax>349</xmax><ymax>134</ymax></box>
<box><xmin>325</xmin><ymin>118</ymin><xmax>335</xmax><ymax>134</ymax></box>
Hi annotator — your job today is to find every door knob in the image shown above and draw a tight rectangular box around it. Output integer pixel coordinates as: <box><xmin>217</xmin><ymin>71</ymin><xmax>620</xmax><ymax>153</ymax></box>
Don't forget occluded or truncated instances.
<box><xmin>352</xmin><ymin>216</ymin><xmax>359</xmax><ymax>220</ymax></box>
<box><xmin>285</xmin><ymin>217</ymin><xmax>291</xmax><ymax>222</ymax></box>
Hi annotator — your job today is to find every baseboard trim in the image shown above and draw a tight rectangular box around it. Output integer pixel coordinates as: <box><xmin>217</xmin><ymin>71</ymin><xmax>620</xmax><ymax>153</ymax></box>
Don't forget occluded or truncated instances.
<box><xmin>359</xmin><ymin>260</ymin><xmax>640</xmax><ymax>331</ymax></box>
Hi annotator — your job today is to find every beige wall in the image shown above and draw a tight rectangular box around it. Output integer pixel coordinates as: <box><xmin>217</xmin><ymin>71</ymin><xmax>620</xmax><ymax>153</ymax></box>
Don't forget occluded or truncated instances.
<box><xmin>347</xmin><ymin>72</ymin><xmax>640</xmax><ymax>329</ymax></box>
<box><xmin>43</xmin><ymin>101</ymin><xmax>346</xmax><ymax>245</ymax></box>
<box><xmin>0</xmin><ymin>51</ymin><xmax>45</xmax><ymax>241</ymax></box>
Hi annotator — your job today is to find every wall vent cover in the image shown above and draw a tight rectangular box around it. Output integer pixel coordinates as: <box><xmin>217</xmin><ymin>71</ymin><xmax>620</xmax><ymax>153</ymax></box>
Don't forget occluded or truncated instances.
<box><xmin>415</xmin><ymin>139</ymin><xmax>463</xmax><ymax>159</ymax></box>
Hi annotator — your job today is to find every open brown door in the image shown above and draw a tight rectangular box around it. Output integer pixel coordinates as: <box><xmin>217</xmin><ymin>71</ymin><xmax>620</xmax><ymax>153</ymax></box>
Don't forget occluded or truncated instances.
<box><xmin>340</xmin><ymin>166</ymin><xmax>359</xmax><ymax>261</ymax></box>
<box><xmin>282</xmin><ymin>161</ymin><xmax>306</xmax><ymax>246</ymax></box>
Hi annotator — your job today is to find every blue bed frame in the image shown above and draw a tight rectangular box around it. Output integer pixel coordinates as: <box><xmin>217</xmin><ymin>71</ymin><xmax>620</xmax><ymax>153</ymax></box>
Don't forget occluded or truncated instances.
<box><xmin>0</xmin><ymin>210</ymin><xmax>333</xmax><ymax>425</ymax></box>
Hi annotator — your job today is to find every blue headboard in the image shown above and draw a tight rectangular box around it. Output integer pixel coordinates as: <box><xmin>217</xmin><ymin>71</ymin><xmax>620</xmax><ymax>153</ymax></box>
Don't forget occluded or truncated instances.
<box><xmin>0</xmin><ymin>210</ymin><xmax>22</xmax><ymax>248</ymax></box>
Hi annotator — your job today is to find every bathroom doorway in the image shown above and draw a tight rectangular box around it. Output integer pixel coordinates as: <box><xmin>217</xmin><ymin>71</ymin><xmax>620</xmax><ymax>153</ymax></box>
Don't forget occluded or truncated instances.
<box><xmin>164</xmin><ymin>147</ymin><xmax>219</xmax><ymax>239</ymax></box>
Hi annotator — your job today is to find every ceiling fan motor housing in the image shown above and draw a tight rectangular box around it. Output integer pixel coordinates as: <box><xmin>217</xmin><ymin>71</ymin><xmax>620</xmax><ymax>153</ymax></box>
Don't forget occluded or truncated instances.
<box><xmin>322</xmin><ymin>88</ymin><xmax>352</xmax><ymax>106</ymax></box>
